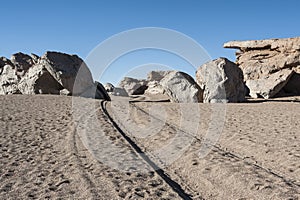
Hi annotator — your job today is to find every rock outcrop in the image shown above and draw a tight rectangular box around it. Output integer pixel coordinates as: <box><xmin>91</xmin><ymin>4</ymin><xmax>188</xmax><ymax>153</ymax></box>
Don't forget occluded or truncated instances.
<box><xmin>10</xmin><ymin>52</ymin><xmax>34</xmax><ymax>77</ymax></box>
<box><xmin>0</xmin><ymin>52</ymin><xmax>110</xmax><ymax>100</ymax></box>
<box><xmin>224</xmin><ymin>37</ymin><xmax>300</xmax><ymax>98</ymax></box>
<box><xmin>0</xmin><ymin>61</ymin><xmax>20</xmax><ymax>95</ymax></box>
<box><xmin>160</xmin><ymin>71</ymin><xmax>203</xmax><ymax>103</ymax></box>
<box><xmin>119</xmin><ymin>77</ymin><xmax>148</xmax><ymax>95</ymax></box>
<box><xmin>111</xmin><ymin>87</ymin><xmax>129</xmax><ymax>97</ymax></box>
<box><xmin>246</xmin><ymin>69</ymin><xmax>294</xmax><ymax>99</ymax></box>
<box><xmin>104</xmin><ymin>83</ymin><xmax>114</xmax><ymax>92</ymax></box>
<box><xmin>144</xmin><ymin>81</ymin><xmax>165</xmax><ymax>95</ymax></box>
<box><xmin>18</xmin><ymin>64</ymin><xmax>63</xmax><ymax>95</ymax></box>
<box><xmin>147</xmin><ymin>71</ymin><xmax>171</xmax><ymax>82</ymax></box>
<box><xmin>40</xmin><ymin>52</ymin><xmax>94</xmax><ymax>95</ymax></box>
<box><xmin>196</xmin><ymin>58</ymin><xmax>246</xmax><ymax>103</ymax></box>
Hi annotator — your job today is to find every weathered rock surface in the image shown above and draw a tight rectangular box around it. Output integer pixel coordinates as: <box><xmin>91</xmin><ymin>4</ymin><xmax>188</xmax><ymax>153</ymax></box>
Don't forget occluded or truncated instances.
<box><xmin>39</xmin><ymin>52</ymin><xmax>94</xmax><ymax>95</ymax></box>
<box><xmin>0</xmin><ymin>63</ymin><xmax>20</xmax><ymax>95</ymax></box>
<box><xmin>246</xmin><ymin>69</ymin><xmax>294</xmax><ymax>99</ymax></box>
<box><xmin>160</xmin><ymin>71</ymin><xmax>203</xmax><ymax>103</ymax></box>
<box><xmin>110</xmin><ymin>87</ymin><xmax>129</xmax><ymax>97</ymax></box>
<box><xmin>119</xmin><ymin>77</ymin><xmax>148</xmax><ymax>95</ymax></box>
<box><xmin>104</xmin><ymin>83</ymin><xmax>114</xmax><ymax>92</ymax></box>
<box><xmin>196</xmin><ymin>58</ymin><xmax>246</xmax><ymax>103</ymax></box>
<box><xmin>144</xmin><ymin>81</ymin><xmax>165</xmax><ymax>95</ymax></box>
<box><xmin>0</xmin><ymin>52</ymin><xmax>110</xmax><ymax>100</ymax></box>
<box><xmin>18</xmin><ymin>64</ymin><xmax>63</xmax><ymax>94</ymax></box>
<box><xmin>11</xmin><ymin>52</ymin><xmax>34</xmax><ymax>77</ymax></box>
<box><xmin>147</xmin><ymin>70</ymin><xmax>171</xmax><ymax>82</ymax></box>
<box><xmin>224</xmin><ymin>37</ymin><xmax>300</xmax><ymax>98</ymax></box>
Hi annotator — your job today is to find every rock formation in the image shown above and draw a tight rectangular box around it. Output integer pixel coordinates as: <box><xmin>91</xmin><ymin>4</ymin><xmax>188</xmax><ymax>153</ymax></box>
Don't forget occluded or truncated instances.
<box><xmin>144</xmin><ymin>71</ymin><xmax>168</xmax><ymax>95</ymax></box>
<box><xmin>144</xmin><ymin>81</ymin><xmax>165</xmax><ymax>95</ymax></box>
<box><xmin>40</xmin><ymin>52</ymin><xmax>94</xmax><ymax>95</ymax></box>
<box><xmin>160</xmin><ymin>71</ymin><xmax>203</xmax><ymax>103</ymax></box>
<box><xmin>246</xmin><ymin>69</ymin><xmax>295</xmax><ymax>99</ymax></box>
<box><xmin>224</xmin><ymin>37</ymin><xmax>300</xmax><ymax>98</ymax></box>
<box><xmin>119</xmin><ymin>77</ymin><xmax>148</xmax><ymax>95</ymax></box>
<box><xmin>196</xmin><ymin>58</ymin><xmax>246</xmax><ymax>103</ymax></box>
<box><xmin>111</xmin><ymin>87</ymin><xmax>129</xmax><ymax>97</ymax></box>
<box><xmin>0</xmin><ymin>61</ymin><xmax>20</xmax><ymax>95</ymax></box>
<box><xmin>104</xmin><ymin>83</ymin><xmax>115</xmax><ymax>92</ymax></box>
<box><xmin>0</xmin><ymin>52</ymin><xmax>110</xmax><ymax>100</ymax></box>
<box><xmin>18</xmin><ymin>64</ymin><xmax>63</xmax><ymax>95</ymax></box>
<box><xmin>147</xmin><ymin>70</ymin><xmax>171</xmax><ymax>82</ymax></box>
<box><xmin>11</xmin><ymin>52</ymin><xmax>34</xmax><ymax>77</ymax></box>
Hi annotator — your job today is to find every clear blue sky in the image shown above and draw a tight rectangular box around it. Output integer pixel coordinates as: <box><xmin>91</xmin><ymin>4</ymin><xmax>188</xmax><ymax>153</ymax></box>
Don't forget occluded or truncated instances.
<box><xmin>1</xmin><ymin>0</ymin><xmax>300</xmax><ymax>85</ymax></box>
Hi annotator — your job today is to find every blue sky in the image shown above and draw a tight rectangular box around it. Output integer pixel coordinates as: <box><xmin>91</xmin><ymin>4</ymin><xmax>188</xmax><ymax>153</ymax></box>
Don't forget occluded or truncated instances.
<box><xmin>1</xmin><ymin>0</ymin><xmax>300</xmax><ymax>85</ymax></box>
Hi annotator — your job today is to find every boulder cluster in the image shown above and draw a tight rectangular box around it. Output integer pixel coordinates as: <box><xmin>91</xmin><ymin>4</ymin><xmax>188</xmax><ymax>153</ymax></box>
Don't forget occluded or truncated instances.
<box><xmin>108</xmin><ymin>57</ymin><xmax>245</xmax><ymax>103</ymax></box>
<box><xmin>0</xmin><ymin>52</ymin><xmax>110</xmax><ymax>100</ymax></box>
<box><xmin>2</xmin><ymin>37</ymin><xmax>299</xmax><ymax>103</ymax></box>
<box><xmin>110</xmin><ymin>36</ymin><xmax>300</xmax><ymax>102</ymax></box>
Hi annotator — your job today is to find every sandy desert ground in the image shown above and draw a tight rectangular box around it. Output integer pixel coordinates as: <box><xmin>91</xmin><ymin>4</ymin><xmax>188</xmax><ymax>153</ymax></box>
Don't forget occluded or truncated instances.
<box><xmin>0</xmin><ymin>95</ymin><xmax>299</xmax><ymax>199</ymax></box>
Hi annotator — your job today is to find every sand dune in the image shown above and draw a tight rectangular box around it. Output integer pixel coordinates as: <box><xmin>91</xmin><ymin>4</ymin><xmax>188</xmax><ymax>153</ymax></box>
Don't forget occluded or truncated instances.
<box><xmin>1</xmin><ymin>95</ymin><xmax>299</xmax><ymax>199</ymax></box>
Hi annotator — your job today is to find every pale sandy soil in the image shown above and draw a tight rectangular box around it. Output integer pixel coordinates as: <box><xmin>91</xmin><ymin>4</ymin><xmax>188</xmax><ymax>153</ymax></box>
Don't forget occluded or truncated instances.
<box><xmin>0</xmin><ymin>95</ymin><xmax>179</xmax><ymax>199</ymax></box>
<box><xmin>108</xmin><ymin>96</ymin><xmax>300</xmax><ymax>199</ymax></box>
<box><xmin>1</xmin><ymin>95</ymin><xmax>299</xmax><ymax>199</ymax></box>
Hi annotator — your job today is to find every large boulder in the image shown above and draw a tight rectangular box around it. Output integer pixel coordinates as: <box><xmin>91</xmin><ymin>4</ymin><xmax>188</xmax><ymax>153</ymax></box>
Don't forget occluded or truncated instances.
<box><xmin>39</xmin><ymin>51</ymin><xmax>94</xmax><ymax>95</ymax></box>
<box><xmin>0</xmin><ymin>51</ymin><xmax>111</xmax><ymax>100</ymax></box>
<box><xmin>224</xmin><ymin>37</ymin><xmax>300</xmax><ymax>98</ymax></box>
<box><xmin>18</xmin><ymin>64</ymin><xmax>63</xmax><ymax>94</ymax></box>
<box><xmin>0</xmin><ymin>62</ymin><xmax>20</xmax><ymax>95</ymax></box>
<box><xmin>111</xmin><ymin>87</ymin><xmax>129</xmax><ymax>97</ymax></box>
<box><xmin>246</xmin><ymin>69</ymin><xmax>294</xmax><ymax>99</ymax></box>
<box><xmin>79</xmin><ymin>81</ymin><xmax>111</xmax><ymax>100</ymax></box>
<box><xmin>10</xmin><ymin>53</ymin><xmax>34</xmax><ymax>77</ymax></box>
<box><xmin>104</xmin><ymin>83</ymin><xmax>114</xmax><ymax>92</ymax></box>
<box><xmin>147</xmin><ymin>70</ymin><xmax>171</xmax><ymax>82</ymax></box>
<box><xmin>160</xmin><ymin>71</ymin><xmax>203</xmax><ymax>103</ymax></box>
<box><xmin>196</xmin><ymin>58</ymin><xmax>246</xmax><ymax>103</ymax></box>
<box><xmin>119</xmin><ymin>77</ymin><xmax>148</xmax><ymax>95</ymax></box>
<box><xmin>144</xmin><ymin>71</ymin><xmax>170</xmax><ymax>95</ymax></box>
<box><xmin>144</xmin><ymin>80</ymin><xmax>165</xmax><ymax>95</ymax></box>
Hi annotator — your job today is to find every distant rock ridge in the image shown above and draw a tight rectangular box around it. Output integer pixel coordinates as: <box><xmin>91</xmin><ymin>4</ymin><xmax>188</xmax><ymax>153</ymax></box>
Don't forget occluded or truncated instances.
<box><xmin>224</xmin><ymin>37</ymin><xmax>300</xmax><ymax>99</ymax></box>
<box><xmin>0</xmin><ymin>52</ymin><xmax>110</xmax><ymax>100</ymax></box>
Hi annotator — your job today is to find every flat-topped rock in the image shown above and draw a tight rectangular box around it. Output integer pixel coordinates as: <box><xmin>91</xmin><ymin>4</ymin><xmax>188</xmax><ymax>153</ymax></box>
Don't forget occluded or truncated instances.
<box><xmin>224</xmin><ymin>37</ymin><xmax>300</xmax><ymax>51</ymax></box>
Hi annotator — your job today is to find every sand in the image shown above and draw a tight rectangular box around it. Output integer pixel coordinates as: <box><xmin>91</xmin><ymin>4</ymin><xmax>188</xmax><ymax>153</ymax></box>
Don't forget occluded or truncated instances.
<box><xmin>0</xmin><ymin>94</ymin><xmax>299</xmax><ymax>199</ymax></box>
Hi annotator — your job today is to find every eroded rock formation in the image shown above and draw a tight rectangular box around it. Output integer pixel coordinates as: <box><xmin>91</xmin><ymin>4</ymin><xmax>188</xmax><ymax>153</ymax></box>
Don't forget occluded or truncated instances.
<box><xmin>0</xmin><ymin>52</ymin><xmax>110</xmax><ymax>100</ymax></box>
<box><xmin>196</xmin><ymin>58</ymin><xmax>246</xmax><ymax>103</ymax></box>
<box><xmin>224</xmin><ymin>37</ymin><xmax>300</xmax><ymax>98</ymax></box>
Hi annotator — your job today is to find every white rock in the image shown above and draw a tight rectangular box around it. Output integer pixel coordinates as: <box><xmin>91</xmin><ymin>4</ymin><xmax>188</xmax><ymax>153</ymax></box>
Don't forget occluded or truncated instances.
<box><xmin>196</xmin><ymin>58</ymin><xmax>246</xmax><ymax>103</ymax></box>
<box><xmin>160</xmin><ymin>71</ymin><xmax>202</xmax><ymax>103</ymax></box>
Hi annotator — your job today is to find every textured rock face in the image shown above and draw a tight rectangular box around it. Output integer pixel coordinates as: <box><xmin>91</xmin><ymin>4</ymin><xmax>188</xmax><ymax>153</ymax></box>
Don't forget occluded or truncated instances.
<box><xmin>111</xmin><ymin>87</ymin><xmax>129</xmax><ymax>97</ymax></box>
<box><xmin>119</xmin><ymin>77</ymin><xmax>148</xmax><ymax>95</ymax></box>
<box><xmin>246</xmin><ymin>69</ymin><xmax>294</xmax><ymax>99</ymax></box>
<box><xmin>224</xmin><ymin>37</ymin><xmax>300</xmax><ymax>98</ymax></box>
<box><xmin>196</xmin><ymin>58</ymin><xmax>246</xmax><ymax>103</ymax></box>
<box><xmin>80</xmin><ymin>81</ymin><xmax>111</xmax><ymax>100</ymax></box>
<box><xmin>147</xmin><ymin>71</ymin><xmax>171</xmax><ymax>82</ymax></box>
<box><xmin>40</xmin><ymin>52</ymin><xmax>94</xmax><ymax>95</ymax></box>
<box><xmin>0</xmin><ymin>52</ymin><xmax>110</xmax><ymax>100</ymax></box>
<box><xmin>10</xmin><ymin>53</ymin><xmax>34</xmax><ymax>77</ymax></box>
<box><xmin>0</xmin><ymin>64</ymin><xmax>20</xmax><ymax>95</ymax></box>
<box><xmin>144</xmin><ymin>81</ymin><xmax>165</xmax><ymax>95</ymax></box>
<box><xmin>18</xmin><ymin>64</ymin><xmax>63</xmax><ymax>95</ymax></box>
<box><xmin>160</xmin><ymin>71</ymin><xmax>203</xmax><ymax>103</ymax></box>
<box><xmin>104</xmin><ymin>83</ymin><xmax>114</xmax><ymax>92</ymax></box>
